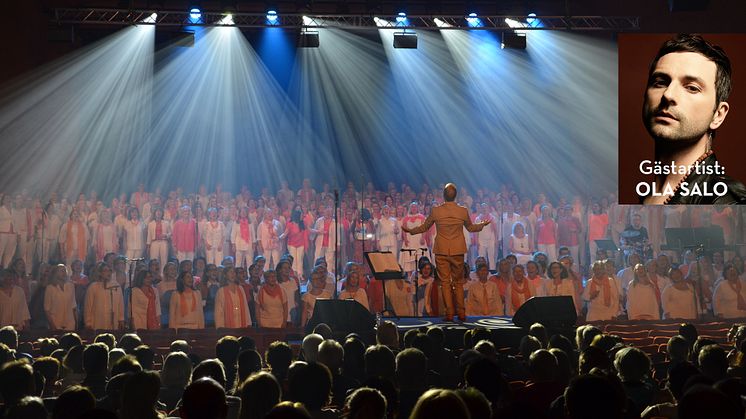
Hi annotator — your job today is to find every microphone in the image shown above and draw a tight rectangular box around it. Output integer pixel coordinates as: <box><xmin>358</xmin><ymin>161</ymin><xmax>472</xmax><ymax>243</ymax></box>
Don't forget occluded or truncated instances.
<box><xmin>400</xmin><ymin>248</ymin><xmax>416</xmax><ymax>254</ymax></box>
<box><xmin>419</xmin><ymin>248</ymin><xmax>429</xmax><ymax>251</ymax></box>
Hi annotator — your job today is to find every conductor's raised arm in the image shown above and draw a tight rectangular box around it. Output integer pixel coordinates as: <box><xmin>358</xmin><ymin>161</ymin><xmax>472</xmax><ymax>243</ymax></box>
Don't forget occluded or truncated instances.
<box><xmin>402</xmin><ymin>213</ymin><xmax>434</xmax><ymax>235</ymax></box>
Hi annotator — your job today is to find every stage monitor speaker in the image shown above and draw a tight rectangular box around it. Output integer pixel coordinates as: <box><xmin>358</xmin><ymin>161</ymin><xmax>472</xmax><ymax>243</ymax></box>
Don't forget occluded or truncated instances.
<box><xmin>305</xmin><ymin>299</ymin><xmax>376</xmax><ymax>335</ymax></box>
<box><xmin>512</xmin><ymin>296</ymin><xmax>576</xmax><ymax>329</ymax></box>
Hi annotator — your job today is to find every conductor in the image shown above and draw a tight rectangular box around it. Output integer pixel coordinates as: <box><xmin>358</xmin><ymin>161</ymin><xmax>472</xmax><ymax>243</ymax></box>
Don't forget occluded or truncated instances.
<box><xmin>402</xmin><ymin>183</ymin><xmax>490</xmax><ymax>321</ymax></box>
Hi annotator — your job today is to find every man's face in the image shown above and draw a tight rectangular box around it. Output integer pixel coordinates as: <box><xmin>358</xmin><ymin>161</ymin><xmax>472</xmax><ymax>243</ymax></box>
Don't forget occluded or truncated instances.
<box><xmin>643</xmin><ymin>52</ymin><xmax>725</xmax><ymax>143</ymax></box>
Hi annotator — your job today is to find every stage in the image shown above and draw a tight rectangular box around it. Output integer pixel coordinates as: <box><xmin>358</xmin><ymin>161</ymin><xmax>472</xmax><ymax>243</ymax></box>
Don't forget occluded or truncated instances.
<box><xmin>386</xmin><ymin>316</ymin><xmax>528</xmax><ymax>350</ymax></box>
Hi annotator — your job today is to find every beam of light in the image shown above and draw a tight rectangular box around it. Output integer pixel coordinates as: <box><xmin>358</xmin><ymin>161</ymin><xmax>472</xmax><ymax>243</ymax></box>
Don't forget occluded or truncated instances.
<box><xmin>188</xmin><ymin>8</ymin><xmax>202</xmax><ymax>24</ymax></box>
<box><xmin>466</xmin><ymin>13</ymin><xmax>483</xmax><ymax>28</ymax></box>
<box><xmin>433</xmin><ymin>18</ymin><xmax>452</xmax><ymax>28</ymax></box>
<box><xmin>141</xmin><ymin>12</ymin><xmax>158</xmax><ymax>24</ymax></box>
<box><xmin>0</xmin><ymin>26</ymin><xmax>155</xmax><ymax>197</ymax></box>
<box><xmin>373</xmin><ymin>17</ymin><xmax>391</xmax><ymax>27</ymax></box>
<box><xmin>302</xmin><ymin>15</ymin><xmax>313</xmax><ymax>26</ymax></box>
<box><xmin>505</xmin><ymin>17</ymin><xmax>528</xmax><ymax>34</ymax></box>
<box><xmin>217</xmin><ymin>14</ymin><xmax>234</xmax><ymax>26</ymax></box>
<box><xmin>438</xmin><ymin>29</ymin><xmax>617</xmax><ymax>198</ymax></box>
<box><xmin>266</xmin><ymin>10</ymin><xmax>278</xmax><ymax>25</ymax></box>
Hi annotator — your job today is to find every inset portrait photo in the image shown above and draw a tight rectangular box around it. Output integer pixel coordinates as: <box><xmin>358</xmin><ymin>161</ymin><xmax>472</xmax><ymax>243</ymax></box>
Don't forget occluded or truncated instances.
<box><xmin>619</xmin><ymin>33</ymin><xmax>746</xmax><ymax>205</ymax></box>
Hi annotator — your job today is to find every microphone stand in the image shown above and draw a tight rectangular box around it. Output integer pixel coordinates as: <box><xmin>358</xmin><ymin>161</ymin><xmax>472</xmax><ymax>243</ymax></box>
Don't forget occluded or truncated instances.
<box><xmin>334</xmin><ymin>189</ymin><xmax>339</xmax><ymax>299</ymax></box>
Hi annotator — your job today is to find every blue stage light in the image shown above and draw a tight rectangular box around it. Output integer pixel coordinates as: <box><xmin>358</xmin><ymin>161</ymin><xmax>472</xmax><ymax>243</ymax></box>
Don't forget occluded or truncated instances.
<box><xmin>466</xmin><ymin>12</ymin><xmax>482</xmax><ymax>28</ymax></box>
<box><xmin>396</xmin><ymin>12</ymin><xmax>407</xmax><ymax>23</ymax></box>
<box><xmin>527</xmin><ymin>12</ymin><xmax>537</xmax><ymax>26</ymax></box>
<box><xmin>188</xmin><ymin>8</ymin><xmax>202</xmax><ymax>23</ymax></box>
<box><xmin>267</xmin><ymin>10</ymin><xmax>278</xmax><ymax>24</ymax></box>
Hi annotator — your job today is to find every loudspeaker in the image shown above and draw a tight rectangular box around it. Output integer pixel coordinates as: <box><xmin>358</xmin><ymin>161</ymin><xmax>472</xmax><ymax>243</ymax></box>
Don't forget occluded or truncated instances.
<box><xmin>393</xmin><ymin>33</ymin><xmax>418</xmax><ymax>49</ymax></box>
<box><xmin>512</xmin><ymin>296</ymin><xmax>576</xmax><ymax>329</ymax></box>
<box><xmin>305</xmin><ymin>299</ymin><xmax>376</xmax><ymax>335</ymax></box>
<box><xmin>299</xmin><ymin>32</ymin><xmax>320</xmax><ymax>48</ymax></box>
<box><xmin>501</xmin><ymin>31</ymin><xmax>526</xmax><ymax>49</ymax></box>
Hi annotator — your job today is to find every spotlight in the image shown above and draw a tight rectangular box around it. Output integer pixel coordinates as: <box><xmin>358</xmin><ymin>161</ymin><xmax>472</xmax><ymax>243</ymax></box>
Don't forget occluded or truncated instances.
<box><xmin>433</xmin><ymin>18</ymin><xmax>452</xmax><ymax>28</ymax></box>
<box><xmin>396</xmin><ymin>12</ymin><xmax>407</xmax><ymax>23</ymax></box>
<box><xmin>188</xmin><ymin>7</ymin><xmax>202</xmax><ymax>24</ymax></box>
<box><xmin>393</xmin><ymin>32</ymin><xmax>417</xmax><ymax>49</ymax></box>
<box><xmin>141</xmin><ymin>12</ymin><xmax>157</xmax><ymax>24</ymax></box>
<box><xmin>217</xmin><ymin>13</ymin><xmax>234</xmax><ymax>25</ymax></box>
<box><xmin>266</xmin><ymin>9</ymin><xmax>278</xmax><ymax>24</ymax></box>
<box><xmin>526</xmin><ymin>13</ymin><xmax>536</xmax><ymax>24</ymax></box>
<box><xmin>501</xmin><ymin>31</ymin><xmax>526</xmax><ymax>49</ymax></box>
<box><xmin>466</xmin><ymin>12</ymin><xmax>483</xmax><ymax>28</ymax></box>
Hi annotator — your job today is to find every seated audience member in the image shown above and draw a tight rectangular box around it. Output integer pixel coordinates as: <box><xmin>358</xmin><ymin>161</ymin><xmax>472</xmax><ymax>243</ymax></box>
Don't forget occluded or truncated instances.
<box><xmin>515</xmin><ymin>349</ymin><xmax>565</xmax><ymax>414</ymax></box>
<box><xmin>265</xmin><ymin>402</ymin><xmax>312</xmax><ymax>419</ymax></box>
<box><xmin>625</xmin><ymin>264</ymin><xmax>661</xmax><ymax>320</ymax></box>
<box><xmin>456</xmin><ymin>388</ymin><xmax>492</xmax><ymax>419</ymax></box>
<box><xmin>375</xmin><ymin>320</ymin><xmax>399</xmax><ymax>351</ymax></box>
<box><xmin>0</xmin><ymin>361</ymin><xmax>36</xmax><ymax>413</ymax></box>
<box><xmin>564</xmin><ymin>374</ymin><xmax>625</xmax><ymax>419</ymax></box>
<box><xmin>120</xmin><ymin>370</ymin><xmax>163</xmax><ymax>419</ymax></box>
<box><xmin>318</xmin><ymin>339</ymin><xmax>359</xmax><ymax>408</ymax></box>
<box><xmin>81</xmin><ymin>342</ymin><xmax>109</xmax><ymax>399</ymax></box>
<box><xmin>33</xmin><ymin>356</ymin><xmax>61</xmax><ymax>397</ymax></box>
<box><xmin>641</xmin><ymin>361</ymin><xmax>700</xmax><ymax>419</ymax></box>
<box><xmin>409</xmin><ymin>389</ymin><xmax>470</xmax><ymax>419</ymax></box>
<box><xmin>287</xmin><ymin>361</ymin><xmax>337</xmax><ymax>418</ymax></box>
<box><xmin>395</xmin><ymin>348</ymin><xmax>429</xmax><ymax>419</ymax></box>
<box><xmin>463</xmin><ymin>357</ymin><xmax>504</xmax><ymax>409</ymax></box>
<box><xmin>159</xmin><ymin>351</ymin><xmax>192</xmax><ymax>412</ymax></box>
<box><xmin>301</xmin><ymin>333</ymin><xmax>323</xmax><ymax>362</ymax></box>
<box><xmin>364</xmin><ymin>344</ymin><xmax>396</xmax><ymax>383</ymax></box>
<box><xmin>678</xmin><ymin>385</ymin><xmax>741</xmax><ymax>419</ymax></box>
<box><xmin>257</xmin><ymin>270</ymin><xmax>288</xmax><ymax>328</ymax></box>
<box><xmin>614</xmin><ymin>347</ymin><xmax>656</xmax><ymax>416</ymax></box>
<box><xmin>180</xmin><ymin>377</ymin><xmax>229</xmax><ymax>419</ymax></box>
<box><xmin>266</xmin><ymin>341</ymin><xmax>294</xmax><ymax>385</ymax></box>
<box><xmin>698</xmin><ymin>344</ymin><xmax>728</xmax><ymax>382</ymax></box>
<box><xmin>238</xmin><ymin>371</ymin><xmax>281</xmax><ymax>419</ymax></box>
<box><xmin>52</xmin><ymin>385</ymin><xmax>96</xmax><ymax>419</ymax></box>
<box><xmin>343</xmin><ymin>387</ymin><xmax>387</xmax><ymax>419</ymax></box>
<box><xmin>215</xmin><ymin>336</ymin><xmax>241</xmax><ymax>392</ymax></box>
<box><xmin>133</xmin><ymin>344</ymin><xmax>156</xmax><ymax>371</ymax></box>
<box><xmin>3</xmin><ymin>396</ymin><xmax>48</xmax><ymax>419</ymax></box>
<box><xmin>234</xmin><ymin>350</ymin><xmax>263</xmax><ymax>391</ymax></box>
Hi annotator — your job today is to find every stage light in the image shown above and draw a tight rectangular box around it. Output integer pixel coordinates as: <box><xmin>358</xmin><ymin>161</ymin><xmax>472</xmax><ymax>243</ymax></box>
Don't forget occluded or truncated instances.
<box><xmin>504</xmin><ymin>18</ymin><xmax>527</xmax><ymax>29</ymax></box>
<box><xmin>501</xmin><ymin>31</ymin><xmax>526</xmax><ymax>49</ymax></box>
<box><xmin>302</xmin><ymin>15</ymin><xmax>314</xmax><ymax>26</ymax></box>
<box><xmin>217</xmin><ymin>13</ymin><xmax>234</xmax><ymax>25</ymax></box>
<box><xmin>141</xmin><ymin>12</ymin><xmax>157</xmax><ymax>24</ymax></box>
<box><xmin>526</xmin><ymin>13</ymin><xmax>536</xmax><ymax>24</ymax></box>
<box><xmin>466</xmin><ymin>12</ymin><xmax>483</xmax><ymax>28</ymax></box>
<box><xmin>396</xmin><ymin>12</ymin><xmax>407</xmax><ymax>23</ymax></box>
<box><xmin>433</xmin><ymin>18</ymin><xmax>452</xmax><ymax>28</ymax></box>
<box><xmin>373</xmin><ymin>16</ymin><xmax>388</xmax><ymax>27</ymax></box>
<box><xmin>188</xmin><ymin>8</ymin><xmax>202</xmax><ymax>24</ymax></box>
<box><xmin>393</xmin><ymin>32</ymin><xmax>417</xmax><ymax>48</ymax></box>
<box><xmin>266</xmin><ymin>10</ymin><xmax>278</xmax><ymax>24</ymax></box>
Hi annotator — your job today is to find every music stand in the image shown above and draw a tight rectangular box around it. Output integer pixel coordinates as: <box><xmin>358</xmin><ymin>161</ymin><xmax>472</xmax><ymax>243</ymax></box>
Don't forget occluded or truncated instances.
<box><xmin>364</xmin><ymin>251</ymin><xmax>404</xmax><ymax>318</ymax></box>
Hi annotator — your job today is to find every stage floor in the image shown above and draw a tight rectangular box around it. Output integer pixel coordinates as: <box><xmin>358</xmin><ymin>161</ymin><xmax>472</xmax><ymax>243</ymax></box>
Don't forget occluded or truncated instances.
<box><xmin>386</xmin><ymin>316</ymin><xmax>520</xmax><ymax>331</ymax></box>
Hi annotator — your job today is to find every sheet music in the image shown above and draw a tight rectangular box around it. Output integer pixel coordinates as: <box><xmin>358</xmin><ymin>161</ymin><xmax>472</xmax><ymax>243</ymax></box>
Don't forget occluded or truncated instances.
<box><xmin>367</xmin><ymin>252</ymin><xmax>401</xmax><ymax>272</ymax></box>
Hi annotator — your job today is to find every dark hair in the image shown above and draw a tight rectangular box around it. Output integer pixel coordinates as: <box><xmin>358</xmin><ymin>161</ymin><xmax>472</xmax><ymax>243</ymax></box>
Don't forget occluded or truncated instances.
<box><xmin>291</xmin><ymin>209</ymin><xmax>305</xmax><ymax>230</ymax></box>
<box><xmin>547</xmin><ymin>261</ymin><xmax>569</xmax><ymax>279</ymax></box>
<box><xmin>650</xmin><ymin>34</ymin><xmax>732</xmax><ymax>106</ymax></box>
<box><xmin>133</xmin><ymin>270</ymin><xmax>151</xmax><ymax>289</ymax></box>
<box><xmin>176</xmin><ymin>271</ymin><xmax>194</xmax><ymax>293</ymax></box>
<box><xmin>83</xmin><ymin>343</ymin><xmax>109</xmax><ymax>376</ymax></box>
<box><xmin>287</xmin><ymin>362</ymin><xmax>332</xmax><ymax>411</ymax></box>
<box><xmin>239</xmin><ymin>372</ymin><xmax>280</xmax><ymax>419</ymax></box>
<box><xmin>53</xmin><ymin>385</ymin><xmax>96</xmax><ymax>419</ymax></box>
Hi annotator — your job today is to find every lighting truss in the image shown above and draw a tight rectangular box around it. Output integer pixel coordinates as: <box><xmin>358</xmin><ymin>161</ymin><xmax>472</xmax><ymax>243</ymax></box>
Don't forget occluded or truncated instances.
<box><xmin>53</xmin><ymin>9</ymin><xmax>640</xmax><ymax>31</ymax></box>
